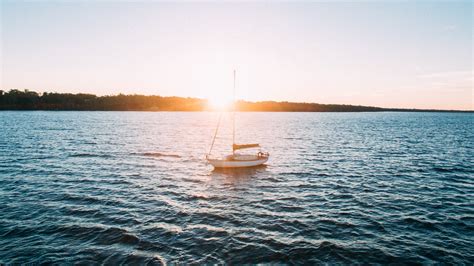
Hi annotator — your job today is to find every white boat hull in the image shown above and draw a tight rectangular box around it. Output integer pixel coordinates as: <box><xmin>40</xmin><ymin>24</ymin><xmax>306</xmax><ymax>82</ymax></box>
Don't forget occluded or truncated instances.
<box><xmin>207</xmin><ymin>156</ymin><xmax>268</xmax><ymax>168</ymax></box>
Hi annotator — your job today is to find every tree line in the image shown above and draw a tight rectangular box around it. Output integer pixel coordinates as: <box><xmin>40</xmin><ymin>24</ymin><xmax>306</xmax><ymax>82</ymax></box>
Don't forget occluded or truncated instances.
<box><xmin>0</xmin><ymin>90</ymin><xmax>205</xmax><ymax>111</ymax></box>
<box><xmin>0</xmin><ymin>89</ymin><xmax>464</xmax><ymax>112</ymax></box>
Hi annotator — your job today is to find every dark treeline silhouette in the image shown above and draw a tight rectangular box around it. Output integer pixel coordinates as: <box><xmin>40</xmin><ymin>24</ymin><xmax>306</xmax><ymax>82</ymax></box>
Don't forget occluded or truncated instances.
<box><xmin>236</xmin><ymin>101</ymin><xmax>383</xmax><ymax>112</ymax></box>
<box><xmin>0</xmin><ymin>90</ymin><xmax>205</xmax><ymax>111</ymax></box>
<box><xmin>0</xmin><ymin>89</ymin><xmax>469</xmax><ymax>112</ymax></box>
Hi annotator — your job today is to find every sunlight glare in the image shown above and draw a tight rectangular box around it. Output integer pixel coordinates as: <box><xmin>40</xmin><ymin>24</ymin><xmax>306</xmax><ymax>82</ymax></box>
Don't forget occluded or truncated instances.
<box><xmin>207</xmin><ymin>94</ymin><xmax>234</xmax><ymax>111</ymax></box>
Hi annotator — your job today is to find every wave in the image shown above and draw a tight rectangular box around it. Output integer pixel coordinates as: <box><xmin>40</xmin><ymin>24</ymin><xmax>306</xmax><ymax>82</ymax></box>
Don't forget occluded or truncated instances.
<box><xmin>402</xmin><ymin>217</ymin><xmax>439</xmax><ymax>230</ymax></box>
<box><xmin>140</xmin><ymin>152</ymin><xmax>181</xmax><ymax>158</ymax></box>
<box><xmin>69</xmin><ymin>153</ymin><xmax>112</xmax><ymax>158</ymax></box>
<box><xmin>188</xmin><ymin>194</ymin><xmax>220</xmax><ymax>200</ymax></box>
<box><xmin>49</xmin><ymin>224</ymin><xmax>141</xmax><ymax>246</ymax></box>
<box><xmin>433</xmin><ymin>166</ymin><xmax>472</xmax><ymax>173</ymax></box>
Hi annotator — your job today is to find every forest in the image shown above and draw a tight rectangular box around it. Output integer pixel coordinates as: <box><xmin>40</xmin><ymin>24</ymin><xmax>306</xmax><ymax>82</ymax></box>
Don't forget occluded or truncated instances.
<box><xmin>0</xmin><ymin>89</ymin><xmax>463</xmax><ymax>112</ymax></box>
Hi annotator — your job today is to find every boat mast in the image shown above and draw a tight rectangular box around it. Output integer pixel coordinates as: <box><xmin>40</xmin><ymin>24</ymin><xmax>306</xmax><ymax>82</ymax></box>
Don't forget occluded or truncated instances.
<box><xmin>232</xmin><ymin>70</ymin><xmax>236</xmax><ymax>155</ymax></box>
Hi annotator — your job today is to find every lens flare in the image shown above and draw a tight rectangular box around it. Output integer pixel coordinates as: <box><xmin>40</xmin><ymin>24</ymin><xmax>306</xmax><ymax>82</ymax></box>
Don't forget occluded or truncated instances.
<box><xmin>207</xmin><ymin>95</ymin><xmax>233</xmax><ymax>111</ymax></box>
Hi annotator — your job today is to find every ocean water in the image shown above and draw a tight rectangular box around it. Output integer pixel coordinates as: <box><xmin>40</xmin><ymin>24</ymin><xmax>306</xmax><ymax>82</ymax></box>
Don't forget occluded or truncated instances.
<box><xmin>0</xmin><ymin>111</ymin><xmax>473</xmax><ymax>264</ymax></box>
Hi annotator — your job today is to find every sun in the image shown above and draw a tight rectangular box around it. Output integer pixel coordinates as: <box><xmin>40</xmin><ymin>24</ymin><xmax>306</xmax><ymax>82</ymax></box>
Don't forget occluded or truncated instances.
<box><xmin>207</xmin><ymin>95</ymin><xmax>234</xmax><ymax>111</ymax></box>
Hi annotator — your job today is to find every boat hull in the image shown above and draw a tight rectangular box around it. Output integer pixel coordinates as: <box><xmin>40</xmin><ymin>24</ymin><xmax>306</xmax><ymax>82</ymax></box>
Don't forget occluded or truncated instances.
<box><xmin>207</xmin><ymin>157</ymin><xmax>268</xmax><ymax>168</ymax></box>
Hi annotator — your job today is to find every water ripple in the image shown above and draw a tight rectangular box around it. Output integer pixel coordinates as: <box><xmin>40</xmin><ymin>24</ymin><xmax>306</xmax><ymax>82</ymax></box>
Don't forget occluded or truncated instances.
<box><xmin>0</xmin><ymin>111</ymin><xmax>473</xmax><ymax>264</ymax></box>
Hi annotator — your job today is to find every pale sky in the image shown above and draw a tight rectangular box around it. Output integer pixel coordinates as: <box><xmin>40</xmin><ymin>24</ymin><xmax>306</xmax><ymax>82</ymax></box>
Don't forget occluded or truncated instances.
<box><xmin>1</xmin><ymin>1</ymin><xmax>473</xmax><ymax>110</ymax></box>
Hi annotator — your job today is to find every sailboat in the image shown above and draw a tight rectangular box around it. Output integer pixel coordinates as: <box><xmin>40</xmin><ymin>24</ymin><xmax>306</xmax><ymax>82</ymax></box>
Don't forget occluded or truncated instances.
<box><xmin>206</xmin><ymin>71</ymin><xmax>270</xmax><ymax>168</ymax></box>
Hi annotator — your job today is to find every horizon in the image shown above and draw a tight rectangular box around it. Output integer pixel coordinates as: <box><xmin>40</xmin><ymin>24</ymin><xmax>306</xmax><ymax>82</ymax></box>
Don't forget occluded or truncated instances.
<box><xmin>2</xmin><ymin>88</ymin><xmax>473</xmax><ymax>112</ymax></box>
<box><xmin>1</xmin><ymin>1</ymin><xmax>473</xmax><ymax>110</ymax></box>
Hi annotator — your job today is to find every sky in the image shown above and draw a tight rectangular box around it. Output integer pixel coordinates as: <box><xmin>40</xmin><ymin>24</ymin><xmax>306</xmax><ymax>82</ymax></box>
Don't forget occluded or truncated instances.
<box><xmin>1</xmin><ymin>0</ymin><xmax>472</xmax><ymax>110</ymax></box>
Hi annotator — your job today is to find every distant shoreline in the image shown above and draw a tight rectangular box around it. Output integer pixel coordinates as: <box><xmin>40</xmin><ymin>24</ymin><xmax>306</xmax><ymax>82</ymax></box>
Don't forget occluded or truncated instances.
<box><xmin>1</xmin><ymin>89</ymin><xmax>472</xmax><ymax>113</ymax></box>
<box><xmin>1</xmin><ymin>108</ymin><xmax>472</xmax><ymax>113</ymax></box>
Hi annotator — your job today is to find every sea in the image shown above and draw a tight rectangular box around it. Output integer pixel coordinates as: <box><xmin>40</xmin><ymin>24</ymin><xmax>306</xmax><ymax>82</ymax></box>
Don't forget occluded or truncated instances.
<box><xmin>0</xmin><ymin>111</ymin><xmax>473</xmax><ymax>264</ymax></box>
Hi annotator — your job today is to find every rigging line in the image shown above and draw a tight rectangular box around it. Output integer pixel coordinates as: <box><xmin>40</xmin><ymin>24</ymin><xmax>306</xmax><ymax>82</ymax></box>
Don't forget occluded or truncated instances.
<box><xmin>207</xmin><ymin>112</ymin><xmax>223</xmax><ymax>156</ymax></box>
<box><xmin>232</xmin><ymin>70</ymin><xmax>236</xmax><ymax>154</ymax></box>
